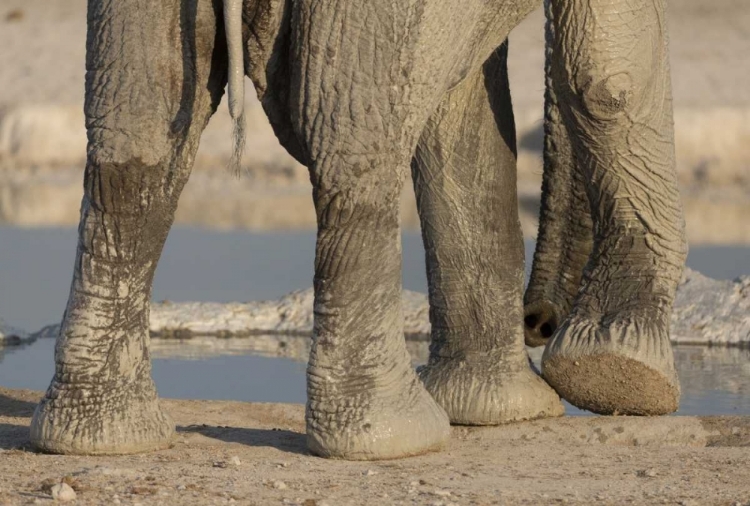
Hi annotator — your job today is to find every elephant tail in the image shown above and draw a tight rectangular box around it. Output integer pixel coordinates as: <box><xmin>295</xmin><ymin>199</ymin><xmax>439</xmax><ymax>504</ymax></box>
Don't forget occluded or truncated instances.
<box><xmin>224</xmin><ymin>0</ymin><xmax>246</xmax><ymax>175</ymax></box>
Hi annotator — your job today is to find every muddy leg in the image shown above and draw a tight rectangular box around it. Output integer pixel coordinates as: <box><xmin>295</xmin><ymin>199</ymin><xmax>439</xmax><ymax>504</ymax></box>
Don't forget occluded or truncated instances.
<box><xmin>413</xmin><ymin>45</ymin><xmax>564</xmax><ymax>425</ymax></box>
<box><xmin>31</xmin><ymin>0</ymin><xmax>227</xmax><ymax>454</ymax></box>
<box><xmin>294</xmin><ymin>5</ymin><xmax>451</xmax><ymax>460</ymax></box>
<box><xmin>541</xmin><ymin>0</ymin><xmax>687</xmax><ymax>415</ymax></box>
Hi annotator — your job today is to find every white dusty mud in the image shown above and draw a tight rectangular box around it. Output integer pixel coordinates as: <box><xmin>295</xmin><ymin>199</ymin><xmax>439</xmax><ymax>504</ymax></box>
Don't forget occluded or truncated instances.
<box><xmin>142</xmin><ymin>269</ymin><xmax>750</xmax><ymax>346</ymax></box>
<box><xmin>1</xmin><ymin>387</ymin><xmax>749</xmax><ymax>505</ymax></box>
<box><xmin>673</xmin><ymin>268</ymin><xmax>750</xmax><ymax>346</ymax></box>
<box><xmin>17</xmin><ymin>268</ymin><xmax>749</xmax><ymax>348</ymax></box>
<box><xmin>0</xmin><ymin>319</ymin><xmax>27</xmax><ymax>346</ymax></box>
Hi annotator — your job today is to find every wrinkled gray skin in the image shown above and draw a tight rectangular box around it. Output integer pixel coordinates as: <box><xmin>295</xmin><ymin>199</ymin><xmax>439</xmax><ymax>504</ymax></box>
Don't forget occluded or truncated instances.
<box><xmin>30</xmin><ymin>0</ymin><xmax>686</xmax><ymax>459</ymax></box>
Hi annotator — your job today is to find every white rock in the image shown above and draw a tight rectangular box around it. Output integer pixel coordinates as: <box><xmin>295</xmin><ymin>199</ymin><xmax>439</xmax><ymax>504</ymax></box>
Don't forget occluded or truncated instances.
<box><xmin>273</xmin><ymin>480</ymin><xmax>288</xmax><ymax>490</ymax></box>
<box><xmin>20</xmin><ymin>268</ymin><xmax>750</xmax><ymax>348</ymax></box>
<box><xmin>672</xmin><ymin>268</ymin><xmax>750</xmax><ymax>345</ymax></box>
<box><xmin>0</xmin><ymin>318</ymin><xmax>28</xmax><ymax>344</ymax></box>
<box><xmin>50</xmin><ymin>482</ymin><xmax>76</xmax><ymax>502</ymax></box>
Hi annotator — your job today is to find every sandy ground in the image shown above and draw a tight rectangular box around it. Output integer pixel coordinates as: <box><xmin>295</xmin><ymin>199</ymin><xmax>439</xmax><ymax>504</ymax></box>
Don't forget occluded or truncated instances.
<box><xmin>1</xmin><ymin>387</ymin><xmax>749</xmax><ymax>506</ymax></box>
<box><xmin>0</xmin><ymin>0</ymin><xmax>749</xmax><ymax>242</ymax></box>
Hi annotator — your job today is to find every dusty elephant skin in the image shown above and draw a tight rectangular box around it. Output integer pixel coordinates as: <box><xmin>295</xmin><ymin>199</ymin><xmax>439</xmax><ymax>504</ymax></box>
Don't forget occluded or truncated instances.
<box><xmin>530</xmin><ymin>0</ymin><xmax>687</xmax><ymax>417</ymax></box>
<box><xmin>30</xmin><ymin>0</ymin><xmax>685</xmax><ymax>459</ymax></box>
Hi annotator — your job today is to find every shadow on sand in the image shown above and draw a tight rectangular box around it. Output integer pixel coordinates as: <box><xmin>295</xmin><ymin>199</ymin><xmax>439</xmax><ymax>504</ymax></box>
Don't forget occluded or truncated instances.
<box><xmin>177</xmin><ymin>424</ymin><xmax>308</xmax><ymax>456</ymax></box>
<box><xmin>0</xmin><ymin>392</ymin><xmax>37</xmax><ymax>418</ymax></box>
<box><xmin>0</xmin><ymin>423</ymin><xmax>31</xmax><ymax>450</ymax></box>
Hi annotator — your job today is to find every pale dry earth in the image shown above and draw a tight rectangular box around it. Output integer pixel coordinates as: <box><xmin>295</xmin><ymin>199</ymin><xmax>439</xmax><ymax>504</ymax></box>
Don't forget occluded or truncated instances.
<box><xmin>0</xmin><ymin>387</ymin><xmax>749</xmax><ymax>506</ymax></box>
<box><xmin>0</xmin><ymin>0</ymin><xmax>749</xmax><ymax>242</ymax></box>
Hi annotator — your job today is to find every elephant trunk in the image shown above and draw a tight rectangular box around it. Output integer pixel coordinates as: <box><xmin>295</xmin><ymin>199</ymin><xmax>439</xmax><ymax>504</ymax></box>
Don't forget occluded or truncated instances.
<box><xmin>523</xmin><ymin>0</ymin><xmax>593</xmax><ymax>347</ymax></box>
<box><xmin>224</xmin><ymin>0</ymin><xmax>246</xmax><ymax>174</ymax></box>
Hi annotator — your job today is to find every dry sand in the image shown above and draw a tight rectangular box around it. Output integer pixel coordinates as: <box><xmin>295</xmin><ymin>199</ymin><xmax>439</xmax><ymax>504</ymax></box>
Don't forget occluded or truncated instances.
<box><xmin>1</xmin><ymin>387</ymin><xmax>749</xmax><ymax>506</ymax></box>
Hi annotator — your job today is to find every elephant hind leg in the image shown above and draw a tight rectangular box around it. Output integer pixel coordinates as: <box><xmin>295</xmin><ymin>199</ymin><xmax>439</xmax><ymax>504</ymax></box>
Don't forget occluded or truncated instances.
<box><xmin>304</xmin><ymin>155</ymin><xmax>451</xmax><ymax>460</ymax></box>
<box><xmin>305</xmin><ymin>174</ymin><xmax>451</xmax><ymax>460</ymax></box>
<box><xmin>413</xmin><ymin>44</ymin><xmax>563</xmax><ymax>425</ymax></box>
<box><xmin>31</xmin><ymin>0</ymin><xmax>227</xmax><ymax>455</ymax></box>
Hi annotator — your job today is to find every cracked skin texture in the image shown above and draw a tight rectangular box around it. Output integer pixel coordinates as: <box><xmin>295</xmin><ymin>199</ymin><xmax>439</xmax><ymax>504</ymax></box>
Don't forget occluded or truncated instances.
<box><xmin>29</xmin><ymin>0</ymin><xmax>686</xmax><ymax>459</ymax></box>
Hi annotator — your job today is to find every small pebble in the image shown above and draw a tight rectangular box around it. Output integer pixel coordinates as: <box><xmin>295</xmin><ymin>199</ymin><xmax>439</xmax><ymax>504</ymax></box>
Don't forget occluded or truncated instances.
<box><xmin>364</xmin><ymin>469</ymin><xmax>377</xmax><ymax>476</ymax></box>
<box><xmin>50</xmin><ymin>483</ymin><xmax>77</xmax><ymax>502</ymax></box>
<box><xmin>230</xmin><ymin>456</ymin><xmax>242</xmax><ymax>466</ymax></box>
<box><xmin>273</xmin><ymin>480</ymin><xmax>288</xmax><ymax>490</ymax></box>
<box><xmin>433</xmin><ymin>489</ymin><xmax>451</xmax><ymax>497</ymax></box>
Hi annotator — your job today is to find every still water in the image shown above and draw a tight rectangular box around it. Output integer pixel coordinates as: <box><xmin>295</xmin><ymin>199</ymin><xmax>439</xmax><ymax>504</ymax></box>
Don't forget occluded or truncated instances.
<box><xmin>2</xmin><ymin>226</ymin><xmax>749</xmax><ymax>332</ymax></box>
<box><xmin>2</xmin><ymin>337</ymin><xmax>749</xmax><ymax>416</ymax></box>
<box><xmin>1</xmin><ymin>226</ymin><xmax>749</xmax><ymax>415</ymax></box>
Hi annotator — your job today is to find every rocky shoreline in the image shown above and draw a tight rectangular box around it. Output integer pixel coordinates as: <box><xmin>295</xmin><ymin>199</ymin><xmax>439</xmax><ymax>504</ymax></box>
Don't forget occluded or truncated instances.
<box><xmin>4</xmin><ymin>268</ymin><xmax>748</xmax><ymax>349</ymax></box>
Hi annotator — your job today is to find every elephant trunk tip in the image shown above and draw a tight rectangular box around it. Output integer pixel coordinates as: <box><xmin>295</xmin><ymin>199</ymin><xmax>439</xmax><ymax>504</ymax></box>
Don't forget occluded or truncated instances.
<box><xmin>523</xmin><ymin>300</ymin><xmax>561</xmax><ymax>347</ymax></box>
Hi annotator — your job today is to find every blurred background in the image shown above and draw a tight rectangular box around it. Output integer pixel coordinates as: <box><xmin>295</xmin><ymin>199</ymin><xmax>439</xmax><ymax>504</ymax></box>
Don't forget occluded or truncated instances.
<box><xmin>1</xmin><ymin>0</ymin><xmax>748</xmax><ymax>239</ymax></box>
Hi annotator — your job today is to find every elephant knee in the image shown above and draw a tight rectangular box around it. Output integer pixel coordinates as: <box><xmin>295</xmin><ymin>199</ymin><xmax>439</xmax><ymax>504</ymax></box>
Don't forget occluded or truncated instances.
<box><xmin>316</xmin><ymin>185</ymin><xmax>399</xmax><ymax>232</ymax></box>
<box><xmin>577</xmin><ymin>72</ymin><xmax>634</xmax><ymax>121</ymax></box>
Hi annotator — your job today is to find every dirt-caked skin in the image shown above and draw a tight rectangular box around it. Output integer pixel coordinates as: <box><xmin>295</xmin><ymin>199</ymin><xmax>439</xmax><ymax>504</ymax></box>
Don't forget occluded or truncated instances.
<box><xmin>29</xmin><ymin>0</ymin><xmax>686</xmax><ymax>459</ymax></box>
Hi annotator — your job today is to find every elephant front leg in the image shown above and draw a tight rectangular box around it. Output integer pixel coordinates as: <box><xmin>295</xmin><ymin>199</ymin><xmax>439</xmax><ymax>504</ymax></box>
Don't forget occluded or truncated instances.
<box><xmin>413</xmin><ymin>46</ymin><xmax>563</xmax><ymax>425</ymax></box>
<box><xmin>541</xmin><ymin>0</ymin><xmax>688</xmax><ymax>415</ymax></box>
<box><xmin>31</xmin><ymin>0</ymin><xmax>226</xmax><ymax>454</ymax></box>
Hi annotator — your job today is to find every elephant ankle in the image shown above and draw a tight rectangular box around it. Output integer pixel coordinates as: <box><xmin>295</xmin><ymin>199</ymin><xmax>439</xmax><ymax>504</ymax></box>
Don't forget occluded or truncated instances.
<box><xmin>306</xmin><ymin>368</ymin><xmax>450</xmax><ymax>460</ymax></box>
<box><xmin>31</xmin><ymin>378</ymin><xmax>174</xmax><ymax>455</ymax></box>
<box><xmin>419</xmin><ymin>352</ymin><xmax>564</xmax><ymax>425</ymax></box>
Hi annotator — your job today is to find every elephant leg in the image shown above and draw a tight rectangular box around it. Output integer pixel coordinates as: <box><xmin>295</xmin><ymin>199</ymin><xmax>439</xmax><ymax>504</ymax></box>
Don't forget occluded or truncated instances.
<box><xmin>541</xmin><ymin>0</ymin><xmax>688</xmax><ymax>415</ymax></box>
<box><xmin>413</xmin><ymin>45</ymin><xmax>563</xmax><ymax>425</ymax></box>
<box><xmin>31</xmin><ymin>0</ymin><xmax>227</xmax><ymax>454</ymax></box>
<box><xmin>304</xmin><ymin>157</ymin><xmax>451</xmax><ymax>459</ymax></box>
<box><xmin>523</xmin><ymin>2</ymin><xmax>593</xmax><ymax>348</ymax></box>
<box><xmin>294</xmin><ymin>5</ymin><xmax>452</xmax><ymax>461</ymax></box>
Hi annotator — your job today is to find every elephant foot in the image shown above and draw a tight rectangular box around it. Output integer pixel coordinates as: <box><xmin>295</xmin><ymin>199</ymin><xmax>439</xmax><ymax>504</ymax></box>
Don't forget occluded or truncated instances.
<box><xmin>31</xmin><ymin>379</ymin><xmax>174</xmax><ymax>455</ymax></box>
<box><xmin>418</xmin><ymin>354</ymin><xmax>564</xmax><ymax>425</ymax></box>
<box><xmin>306</xmin><ymin>367</ymin><xmax>450</xmax><ymax>460</ymax></box>
<box><xmin>542</xmin><ymin>311</ymin><xmax>680</xmax><ymax>415</ymax></box>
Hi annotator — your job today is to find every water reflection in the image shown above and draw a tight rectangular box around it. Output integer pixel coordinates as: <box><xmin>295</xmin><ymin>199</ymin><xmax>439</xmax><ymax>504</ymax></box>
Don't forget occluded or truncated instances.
<box><xmin>1</xmin><ymin>336</ymin><xmax>748</xmax><ymax>416</ymax></box>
